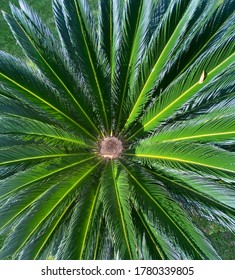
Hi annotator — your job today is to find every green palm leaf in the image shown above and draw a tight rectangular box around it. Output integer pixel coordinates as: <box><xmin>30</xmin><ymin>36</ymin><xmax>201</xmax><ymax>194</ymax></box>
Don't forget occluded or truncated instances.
<box><xmin>124</xmin><ymin>0</ymin><xmax>201</xmax><ymax>129</ymax></box>
<box><xmin>149</xmin><ymin>113</ymin><xmax>235</xmax><ymax>143</ymax></box>
<box><xmin>131</xmin><ymin>207</ymin><xmax>171</xmax><ymax>260</ymax></box>
<box><xmin>100</xmin><ymin>161</ymin><xmax>138</xmax><ymax>259</ymax></box>
<box><xmin>0</xmin><ymin>51</ymin><xmax>96</xmax><ymax>139</ymax></box>
<box><xmin>4</xmin><ymin>1</ymin><xmax>100</xmax><ymax>135</ymax></box>
<box><xmin>58</xmin><ymin>0</ymin><xmax>111</xmax><ymax>131</ymax></box>
<box><xmin>0</xmin><ymin>115</ymin><xmax>91</xmax><ymax>148</ymax></box>
<box><xmin>121</xmin><ymin>162</ymin><xmax>220</xmax><ymax>259</ymax></box>
<box><xmin>0</xmin><ymin>0</ymin><xmax>234</xmax><ymax>260</ymax></box>
<box><xmin>0</xmin><ymin>158</ymin><xmax>100</xmax><ymax>259</ymax></box>
<box><xmin>145</xmin><ymin>166</ymin><xmax>235</xmax><ymax>228</ymax></box>
<box><xmin>58</xmin><ymin>181</ymin><xmax>102</xmax><ymax>260</ymax></box>
<box><xmin>127</xmin><ymin>141</ymin><xmax>235</xmax><ymax>175</ymax></box>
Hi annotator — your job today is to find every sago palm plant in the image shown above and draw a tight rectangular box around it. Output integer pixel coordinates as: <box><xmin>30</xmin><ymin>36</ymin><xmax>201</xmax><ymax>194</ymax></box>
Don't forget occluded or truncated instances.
<box><xmin>0</xmin><ymin>0</ymin><xmax>234</xmax><ymax>260</ymax></box>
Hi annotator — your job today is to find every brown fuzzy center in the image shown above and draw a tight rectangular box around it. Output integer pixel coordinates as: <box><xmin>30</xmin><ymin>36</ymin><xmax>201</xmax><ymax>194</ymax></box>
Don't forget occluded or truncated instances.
<box><xmin>100</xmin><ymin>137</ymin><xmax>123</xmax><ymax>159</ymax></box>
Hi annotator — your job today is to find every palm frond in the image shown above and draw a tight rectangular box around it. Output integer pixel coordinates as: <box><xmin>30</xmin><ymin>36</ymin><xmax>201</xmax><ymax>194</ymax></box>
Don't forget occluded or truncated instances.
<box><xmin>147</xmin><ymin>113</ymin><xmax>235</xmax><ymax>143</ymax></box>
<box><xmin>0</xmin><ymin>159</ymin><xmax>100</xmax><ymax>259</ymax></box>
<box><xmin>127</xmin><ymin>141</ymin><xmax>235</xmax><ymax>176</ymax></box>
<box><xmin>57</xmin><ymin>0</ymin><xmax>111</xmax><ymax>131</ymax></box>
<box><xmin>112</xmin><ymin>0</ymin><xmax>144</xmax><ymax>131</ymax></box>
<box><xmin>100</xmin><ymin>161</ymin><xmax>138</xmax><ymax>259</ymax></box>
<box><xmin>0</xmin><ymin>115</ymin><xmax>92</xmax><ymax>148</ymax></box>
<box><xmin>0</xmin><ymin>51</ymin><xmax>96</xmax><ymax>139</ymax></box>
<box><xmin>139</xmin><ymin>33</ymin><xmax>234</xmax><ymax>132</ymax></box>
<box><xmin>0</xmin><ymin>145</ymin><xmax>76</xmax><ymax>166</ymax></box>
<box><xmin>0</xmin><ymin>155</ymin><xmax>94</xmax><ymax>199</ymax></box>
<box><xmin>121</xmin><ymin>162</ymin><xmax>220</xmax><ymax>259</ymax></box>
<box><xmin>91</xmin><ymin>217</ymin><xmax>115</xmax><ymax>260</ymax></box>
<box><xmin>0</xmin><ymin>92</ymin><xmax>58</xmax><ymax>126</ymax></box>
<box><xmin>125</xmin><ymin>2</ymin><xmax>235</xmax><ymax>139</ymax></box>
<box><xmin>123</xmin><ymin>0</ymin><xmax>201</xmax><ymax>130</ymax></box>
<box><xmin>131</xmin><ymin>207</ymin><xmax>171</xmax><ymax>260</ymax></box>
<box><xmin>4</xmin><ymin>2</ymin><xmax>100</xmax><ymax>135</ymax></box>
<box><xmin>146</xmin><ymin>166</ymin><xmax>235</xmax><ymax>227</ymax></box>
<box><xmin>58</xmin><ymin>181</ymin><xmax>101</xmax><ymax>260</ymax></box>
<box><xmin>140</xmin><ymin>57</ymin><xmax>235</xmax><ymax>135</ymax></box>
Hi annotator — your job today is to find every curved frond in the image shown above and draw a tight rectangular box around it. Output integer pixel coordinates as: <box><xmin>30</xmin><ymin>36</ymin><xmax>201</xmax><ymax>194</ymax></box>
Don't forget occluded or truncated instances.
<box><xmin>121</xmin><ymin>162</ymin><xmax>220</xmax><ymax>259</ymax></box>
<box><xmin>146</xmin><ymin>113</ymin><xmax>235</xmax><ymax>143</ymax></box>
<box><xmin>124</xmin><ymin>0</ymin><xmax>202</xmax><ymax>130</ymax></box>
<box><xmin>0</xmin><ymin>51</ymin><xmax>96</xmax><ymax>139</ymax></box>
<box><xmin>100</xmin><ymin>161</ymin><xmax>138</xmax><ymax>259</ymax></box>
<box><xmin>4</xmin><ymin>1</ymin><xmax>100</xmax><ymax>135</ymax></box>
<box><xmin>146</xmin><ymin>166</ymin><xmax>235</xmax><ymax>227</ymax></box>
<box><xmin>58</xmin><ymin>181</ymin><xmax>101</xmax><ymax>260</ymax></box>
<box><xmin>0</xmin><ymin>159</ymin><xmax>100</xmax><ymax>259</ymax></box>
<box><xmin>56</xmin><ymin>0</ymin><xmax>111</xmax><ymax>131</ymax></box>
<box><xmin>0</xmin><ymin>115</ymin><xmax>92</xmax><ymax>148</ymax></box>
<box><xmin>127</xmin><ymin>141</ymin><xmax>235</xmax><ymax>176</ymax></box>
<box><xmin>132</xmin><ymin>207</ymin><xmax>175</xmax><ymax>260</ymax></box>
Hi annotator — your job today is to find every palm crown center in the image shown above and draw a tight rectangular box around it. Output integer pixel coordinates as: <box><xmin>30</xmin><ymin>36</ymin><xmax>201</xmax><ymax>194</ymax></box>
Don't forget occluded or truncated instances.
<box><xmin>99</xmin><ymin>137</ymin><xmax>123</xmax><ymax>159</ymax></box>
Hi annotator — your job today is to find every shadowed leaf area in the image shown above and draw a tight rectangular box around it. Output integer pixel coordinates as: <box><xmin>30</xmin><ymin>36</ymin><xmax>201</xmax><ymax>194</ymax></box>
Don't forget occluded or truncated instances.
<box><xmin>0</xmin><ymin>0</ymin><xmax>234</xmax><ymax>260</ymax></box>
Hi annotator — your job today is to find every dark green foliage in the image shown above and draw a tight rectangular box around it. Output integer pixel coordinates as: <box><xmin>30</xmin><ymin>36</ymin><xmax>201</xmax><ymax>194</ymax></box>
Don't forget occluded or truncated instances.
<box><xmin>0</xmin><ymin>0</ymin><xmax>234</xmax><ymax>260</ymax></box>
<box><xmin>0</xmin><ymin>0</ymin><xmax>55</xmax><ymax>56</ymax></box>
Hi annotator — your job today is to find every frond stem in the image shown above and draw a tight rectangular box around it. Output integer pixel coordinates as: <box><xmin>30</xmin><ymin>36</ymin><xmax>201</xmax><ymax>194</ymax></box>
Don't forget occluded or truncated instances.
<box><xmin>126</xmin><ymin>52</ymin><xmax>235</xmax><ymax>141</ymax></box>
<box><xmin>73</xmin><ymin>0</ymin><xmax>109</xmax><ymax>132</ymax></box>
<box><xmin>0</xmin><ymin>71</ymin><xmax>96</xmax><ymax>140</ymax></box>
<box><xmin>124</xmin><ymin>153</ymin><xmax>235</xmax><ymax>174</ymax></box>
<box><xmin>13</xmin><ymin>15</ymin><xmax>101</xmax><ymax>136</ymax></box>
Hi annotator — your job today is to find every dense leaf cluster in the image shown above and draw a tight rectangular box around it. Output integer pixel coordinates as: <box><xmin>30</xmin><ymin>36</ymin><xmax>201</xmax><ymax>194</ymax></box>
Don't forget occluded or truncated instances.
<box><xmin>0</xmin><ymin>0</ymin><xmax>234</xmax><ymax>259</ymax></box>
